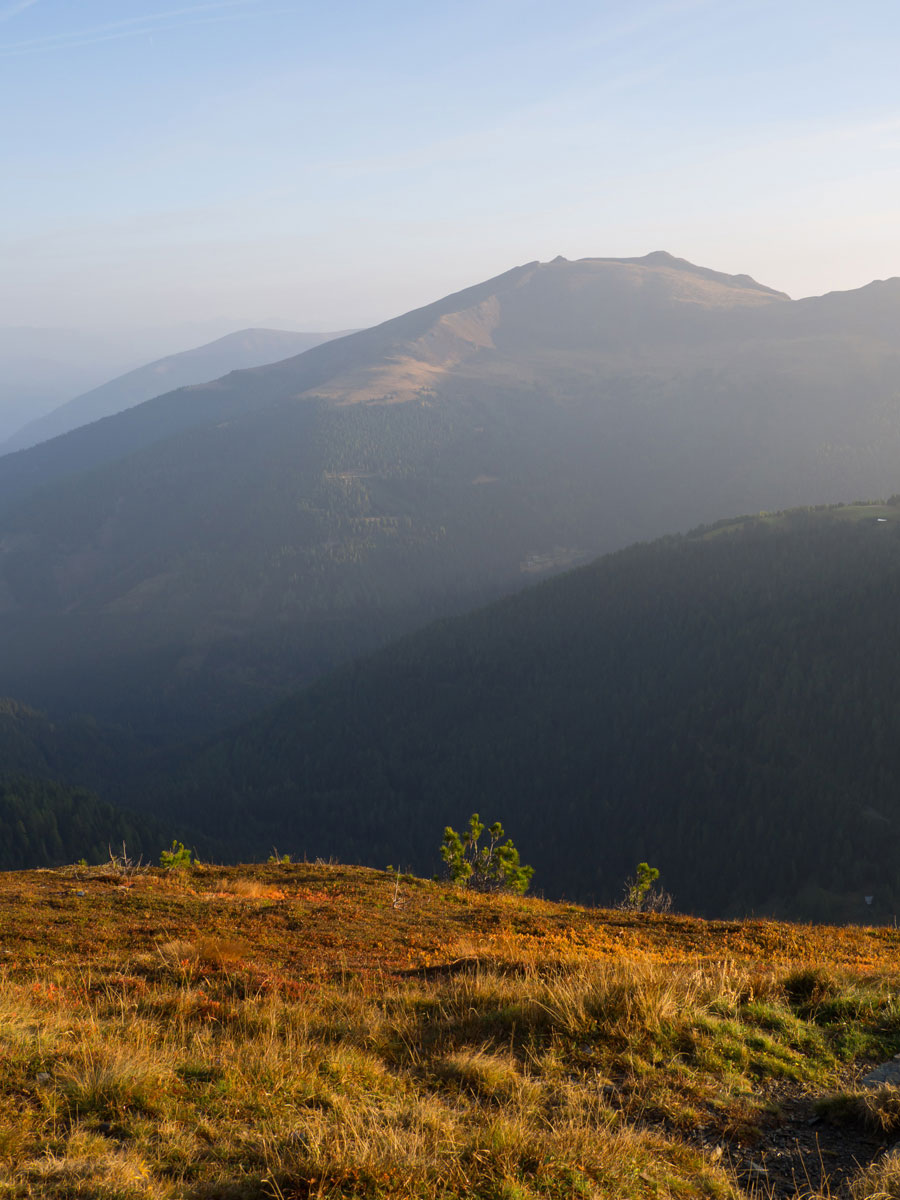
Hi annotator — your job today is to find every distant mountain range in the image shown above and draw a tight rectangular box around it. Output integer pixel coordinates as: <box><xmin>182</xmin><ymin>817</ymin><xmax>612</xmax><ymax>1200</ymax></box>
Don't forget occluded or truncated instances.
<box><xmin>3</xmin><ymin>252</ymin><xmax>900</xmax><ymax>740</ymax></box>
<box><xmin>1</xmin><ymin>327</ymin><xmax>350</xmax><ymax>453</ymax></box>
<box><xmin>0</xmin><ymin>322</ymin><xmax>287</xmax><ymax>444</ymax></box>
<box><xmin>0</xmin><ymin>327</ymin><xmax>140</xmax><ymax>445</ymax></box>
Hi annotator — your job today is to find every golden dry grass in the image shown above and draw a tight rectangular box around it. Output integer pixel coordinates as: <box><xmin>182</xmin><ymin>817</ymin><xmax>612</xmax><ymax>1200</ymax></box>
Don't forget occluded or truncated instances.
<box><xmin>817</xmin><ymin>1085</ymin><xmax>900</xmax><ymax>1135</ymax></box>
<box><xmin>848</xmin><ymin>1150</ymin><xmax>900</xmax><ymax>1199</ymax></box>
<box><xmin>0</xmin><ymin>861</ymin><xmax>898</xmax><ymax>1198</ymax></box>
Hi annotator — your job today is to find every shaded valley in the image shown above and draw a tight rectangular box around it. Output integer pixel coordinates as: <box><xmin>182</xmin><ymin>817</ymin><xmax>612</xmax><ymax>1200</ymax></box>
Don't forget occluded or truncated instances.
<box><xmin>146</xmin><ymin>503</ymin><xmax>900</xmax><ymax>920</ymax></box>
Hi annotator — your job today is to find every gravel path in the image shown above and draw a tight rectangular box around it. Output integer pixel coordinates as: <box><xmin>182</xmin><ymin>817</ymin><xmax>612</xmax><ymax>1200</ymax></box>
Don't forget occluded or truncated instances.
<box><xmin>720</xmin><ymin>1061</ymin><xmax>900</xmax><ymax>1199</ymax></box>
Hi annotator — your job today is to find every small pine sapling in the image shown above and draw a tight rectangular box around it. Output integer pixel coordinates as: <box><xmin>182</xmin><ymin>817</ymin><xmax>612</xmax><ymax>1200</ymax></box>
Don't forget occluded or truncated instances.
<box><xmin>440</xmin><ymin>813</ymin><xmax>534</xmax><ymax>895</ymax></box>
<box><xmin>159</xmin><ymin>840</ymin><xmax>194</xmax><ymax>870</ymax></box>
<box><xmin>620</xmin><ymin>861</ymin><xmax>672</xmax><ymax>912</ymax></box>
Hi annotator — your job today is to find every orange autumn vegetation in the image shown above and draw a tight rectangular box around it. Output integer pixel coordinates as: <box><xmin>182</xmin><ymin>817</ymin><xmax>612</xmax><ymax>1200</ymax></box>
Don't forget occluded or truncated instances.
<box><xmin>1</xmin><ymin>860</ymin><xmax>899</xmax><ymax>1199</ymax></box>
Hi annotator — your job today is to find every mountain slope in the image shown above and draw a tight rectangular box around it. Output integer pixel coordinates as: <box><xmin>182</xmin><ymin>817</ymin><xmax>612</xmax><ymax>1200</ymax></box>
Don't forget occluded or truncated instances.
<box><xmin>0</xmin><ymin>323</ymin><xmax>267</xmax><ymax>444</ymax></box>
<box><xmin>0</xmin><ymin>327</ymin><xmax>143</xmax><ymax>444</ymax></box>
<box><xmin>0</xmin><ymin>327</ymin><xmax>350</xmax><ymax>454</ymax></box>
<box><xmin>0</xmin><ymin>255</ymin><xmax>785</xmax><ymax>514</ymax></box>
<box><xmin>0</xmin><ymin>696</ymin><xmax>144</xmax><ymax>793</ymax></box>
<box><xmin>0</xmin><ymin>774</ymin><xmax>162</xmax><ymax>869</ymax></box>
<box><xmin>149</xmin><ymin>503</ymin><xmax>900</xmax><ymax>920</ymax></box>
<box><xmin>2</xmin><ymin>253</ymin><xmax>900</xmax><ymax>736</ymax></box>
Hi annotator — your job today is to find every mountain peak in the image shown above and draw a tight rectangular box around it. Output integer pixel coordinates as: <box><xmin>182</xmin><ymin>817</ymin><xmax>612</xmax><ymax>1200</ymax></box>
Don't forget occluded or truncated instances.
<box><xmin>571</xmin><ymin>251</ymin><xmax>789</xmax><ymax>299</ymax></box>
<box><xmin>639</xmin><ymin>250</ymin><xmax>683</xmax><ymax>266</ymax></box>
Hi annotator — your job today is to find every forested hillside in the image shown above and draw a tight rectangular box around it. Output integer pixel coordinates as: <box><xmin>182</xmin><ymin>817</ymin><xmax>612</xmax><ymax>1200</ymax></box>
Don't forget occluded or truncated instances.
<box><xmin>0</xmin><ymin>697</ymin><xmax>144</xmax><ymax>791</ymax></box>
<box><xmin>148</xmin><ymin>502</ymin><xmax>900</xmax><ymax>920</ymax></box>
<box><xmin>0</xmin><ymin>776</ymin><xmax>162</xmax><ymax>869</ymax></box>
<box><xmin>4</xmin><ymin>254</ymin><xmax>900</xmax><ymax>740</ymax></box>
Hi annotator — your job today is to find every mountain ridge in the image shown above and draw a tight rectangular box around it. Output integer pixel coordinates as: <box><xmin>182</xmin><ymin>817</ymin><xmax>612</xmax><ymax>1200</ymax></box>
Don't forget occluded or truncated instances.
<box><xmin>3</xmin><ymin>252</ymin><xmax>900</xmax><ymax>736</ymax></box>
<box><xmin>0</xmin><ymin>252</ymin><xmax>854</xmax><ymax>511</ymax></box>
<box><xmin>571</xmin><ymin>250</ymin><xmax>790</xmax><ymax>297</ymax></box>
<box><xmin>1</xmin><ymin>326</ymin><xmax>351</xmax><ymax>455</ymax></box>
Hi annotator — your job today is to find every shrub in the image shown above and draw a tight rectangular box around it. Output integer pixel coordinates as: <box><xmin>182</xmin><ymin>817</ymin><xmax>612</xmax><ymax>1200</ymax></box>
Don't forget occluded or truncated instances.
<box><xmin>159</xmin><ymin>840</ymin><xmax>193</xmax><ymax>870</ymax></box>
<box><xmin>619</xmin><ymin>863</ymin><xmax>672</xmax><ymax>912</ymax></box>
<box><xmin>440</xmin><ymin>814</ymin><xmax>533</xmax><ymax>895</ymax></box>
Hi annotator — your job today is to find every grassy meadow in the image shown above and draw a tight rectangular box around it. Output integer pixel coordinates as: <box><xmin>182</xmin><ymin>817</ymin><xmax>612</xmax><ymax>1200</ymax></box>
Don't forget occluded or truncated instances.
<box><xmin>1</xmin><ymin>860</ymin><xmax>900</xmax><ymax>1198</ymax></box>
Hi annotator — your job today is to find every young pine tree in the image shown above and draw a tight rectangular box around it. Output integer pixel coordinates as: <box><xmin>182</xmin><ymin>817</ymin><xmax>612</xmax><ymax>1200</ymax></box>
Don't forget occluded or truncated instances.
<box><xmin>440</xmin><ymin>813</ymin><xmax>533</xmax><ymax>895</ymax></box>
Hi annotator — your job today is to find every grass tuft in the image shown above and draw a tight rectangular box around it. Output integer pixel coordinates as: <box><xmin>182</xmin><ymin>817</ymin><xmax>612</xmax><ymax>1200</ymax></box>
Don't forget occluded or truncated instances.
<box><xmin>817</xmin><ymin>1084</ymin><xmax>900</xmax><ymax>1134</ymax></box>
<box><xmin>57</xmin><ymin>1043</ymin><xmax>167</xmax><ymax>1119</ymax></box>
<box><xmin>848</xmin><ymin>1148</ymin><xmax>900</xmax><ymax>1198</ymax></box>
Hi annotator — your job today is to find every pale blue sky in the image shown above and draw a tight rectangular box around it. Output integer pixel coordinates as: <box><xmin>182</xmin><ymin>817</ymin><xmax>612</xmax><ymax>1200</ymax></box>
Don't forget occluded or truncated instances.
<box><xmin>2</xmin><ymin>0</ymin><xmax>900</xmax><ymax>332</ymax></box>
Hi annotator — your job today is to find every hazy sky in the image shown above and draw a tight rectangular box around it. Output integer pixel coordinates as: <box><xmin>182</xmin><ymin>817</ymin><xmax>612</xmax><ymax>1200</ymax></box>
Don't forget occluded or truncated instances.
<box><xmin>3</xmin><ymin>0</ymin><xmax>900</xmax><ymax>332</ymax></box>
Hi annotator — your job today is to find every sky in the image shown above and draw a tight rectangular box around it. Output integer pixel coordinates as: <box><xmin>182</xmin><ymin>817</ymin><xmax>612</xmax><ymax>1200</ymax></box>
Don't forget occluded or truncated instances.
<box><xmin>2</xmin><ymin>0</ymin><xmax>900</xmax><ymax>335</ymax></box>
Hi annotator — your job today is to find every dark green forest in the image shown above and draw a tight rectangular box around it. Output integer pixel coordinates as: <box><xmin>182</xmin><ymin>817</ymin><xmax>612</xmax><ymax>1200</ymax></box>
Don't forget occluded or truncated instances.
<box><xmin>0</xmin><ymin>775</ymin><xmax>161</xmax><ymax>870</ymax></box>
<box><xmin>0</xmin><ymin>697</ymin><xmax>144</xmax><ymax>791</ymax></box>
<box><xmin>137</xmin><ymin>502</ymin><xmax>900</xmax><ymax>920</ymax></box>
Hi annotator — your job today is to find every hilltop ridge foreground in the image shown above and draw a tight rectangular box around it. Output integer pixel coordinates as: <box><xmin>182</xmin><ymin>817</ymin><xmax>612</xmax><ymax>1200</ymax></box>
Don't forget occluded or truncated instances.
<box><xmin>3</xmin><ymin>859</ymin><xmax>900</xmax><ymax>1198</ymax></box>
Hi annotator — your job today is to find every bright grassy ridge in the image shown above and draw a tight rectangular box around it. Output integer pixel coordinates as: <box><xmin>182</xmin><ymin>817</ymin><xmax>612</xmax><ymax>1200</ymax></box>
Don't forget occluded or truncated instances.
<box><xmin>2</xmin><ymin>861</ymin><xmax>900</xmax><ymax>1198</ymax></box>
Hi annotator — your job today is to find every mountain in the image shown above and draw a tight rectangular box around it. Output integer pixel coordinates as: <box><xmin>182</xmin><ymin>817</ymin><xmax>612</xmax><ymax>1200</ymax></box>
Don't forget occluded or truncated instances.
<box><xmin>147</xmin><ymin>502</ymin><xmax>900</xmax><ymax>920</ymax></box>
<box><xmin>1</xmin><ymin>327</ymin><xmax>351</xmax><ymax>453</ymax></box>
<box><xmin>0</xmin><ymin>253</ymin><xmax>793</xmax><ymax>515</ymax></box>
<box><xmin>0</xmin><ymin>323</ymin><xmax>273</xmax><ymax>443</ymax></box>
<box><xmin>0</xmin><ymin>327</ymin><xmax>142</xmax><ymax>444</ymax></box>
<box><xmin>2</xmin><ymin>252</ymin><xmax>900</xmax><ymax>737</ymax></box>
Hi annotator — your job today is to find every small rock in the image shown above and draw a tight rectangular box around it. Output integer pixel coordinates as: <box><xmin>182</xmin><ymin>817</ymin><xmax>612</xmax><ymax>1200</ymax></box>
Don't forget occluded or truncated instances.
<box><xmin>861</xmin><ymin>1062</ymin><xmax>900</xmax><ymax>1088</ymax></box>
